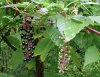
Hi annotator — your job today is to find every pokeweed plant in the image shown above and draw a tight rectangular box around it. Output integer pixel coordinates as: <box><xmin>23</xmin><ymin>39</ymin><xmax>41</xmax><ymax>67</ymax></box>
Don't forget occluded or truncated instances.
<box><xmin>0</xmin><ymin>0</ymin><xmax>100</xmax><ymax>77</ymax></box>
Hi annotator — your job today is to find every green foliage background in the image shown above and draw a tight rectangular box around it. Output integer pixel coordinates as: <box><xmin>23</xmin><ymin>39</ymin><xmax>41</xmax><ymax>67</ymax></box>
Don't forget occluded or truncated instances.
<box><xmin>0</xmin><ymin>0</ymin><xmax>100</xmax><ymax>77</ymax></box>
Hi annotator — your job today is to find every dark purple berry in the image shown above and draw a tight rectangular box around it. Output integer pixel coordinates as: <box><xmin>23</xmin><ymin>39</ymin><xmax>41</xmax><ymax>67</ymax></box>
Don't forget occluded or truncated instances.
<box><xmin>20</xmin><ymin>27</ymin><xmax>24</xmax><ymax>31</ymax></box>
<box><xmin>25</xmin><ymin>29</ymin><xmax>30</xmax><ymax>33</ymax></box>
<box><xmin>30</xmin><ymin>33</ymin><xmax>33</xmax><ymax>37</ymax></box>
<box><xmin>29</xmin><ymin>26</ymin><xmax>33</xmax><ymax>30</ymax></box>
<box><xmin>24</xmin><ymin>58</ymin><xmax>27</xmax><ymax>61</ymax></box>
<box><xmin>31</xmin><ymin>52</ymin><xmax>34</xmax><ymax>55</ymax></box>
<box><xmin>25</xmin><ymin>36</ymin><xmax>28</xmax><ymax>39</ymax></box>
<box><xmin>25</xmin><ymin>42</ymin><xmax>28</xmax><ymax>46</ymax></box>
<box><xmin>30</xmin><ymin>16</ymin><xmax>33</xmax><ymax>19</ymax></box>
<box><xmin>31</xmin><ymin>40</ymin><xmax>35</xmax><ymax>43</ymax></box>
<box><xmin>19</xmin><ymin>14</ymin><xmax>22</xmax><ymax>18</ymax></box>
<box><xmin>27</xmin><ymin>58</ymin><xmax>31</xmax><ymax>61</ymax></box>
<box><xmin>26</xmin><ymin>20</ymin><xmax>31</xmax><ymax>24</ymax></box>
<box><xmin>31</xmin><ymin>56</ymin><xmax>34</xmax><ymax>58</ymax></box>
<box><xmin>22</xmin><ymin>41</ymin><xmax>25</xmax><ymax>45</ymax></box>
<box><xmin>40</xmin><ymin>27</ymin><xmax>45</xmax><ymax>30</ymax></box>
<box><xmin>22</xmin><ymin>41</ymin><xmax>28</xmax><ymax>46</ymax></box>
<box><xmin>20</xmin><ymin>34</ymin><xmax>25</xmax><ymax>38</ymax></box>
<box><xmin>30</xmin><ymin>45</ymin><xmax>35</xmax><ymax>49</ymax></box>
<box><xmin>28</xmin><ymin>37</ymin><xmax>32</xmax><ymax>40</ymax></box>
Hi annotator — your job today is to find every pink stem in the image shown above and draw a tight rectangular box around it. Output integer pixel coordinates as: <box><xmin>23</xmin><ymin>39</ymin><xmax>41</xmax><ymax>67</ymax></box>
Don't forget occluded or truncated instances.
<box><xmin>85</xmin><ymin>27</ymin><xmax>100</xmax><ymax>35</ymax></box>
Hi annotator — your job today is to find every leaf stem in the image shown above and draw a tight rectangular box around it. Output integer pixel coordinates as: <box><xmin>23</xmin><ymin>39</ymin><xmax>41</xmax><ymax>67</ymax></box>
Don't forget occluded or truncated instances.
<box><xmin>85</xmin><ymin>27</ymin><xmax>100</xmax><ymax>35</ymax></box>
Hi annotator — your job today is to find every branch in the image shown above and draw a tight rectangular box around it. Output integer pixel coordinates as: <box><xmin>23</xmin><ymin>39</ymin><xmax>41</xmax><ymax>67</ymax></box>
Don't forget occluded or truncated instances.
<box><xmin>85</xmin><ymin>27</ymin><xmax>100</xmax><ymax>35</ymax></box>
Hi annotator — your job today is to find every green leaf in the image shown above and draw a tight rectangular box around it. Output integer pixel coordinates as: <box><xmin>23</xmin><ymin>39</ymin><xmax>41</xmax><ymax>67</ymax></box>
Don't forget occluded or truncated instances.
<box><xmin>8</xmin><ymin>48</ymin><xmax>24</xmax><ymax>69</ymax></box>
<box><xmin>89</xmin><ymin>16</ymin><xmax>100</xmax><ymax>24</ymax></box>
<box><xmin>84</xmin><ymin>46</ymin><xmax>100</xmax><ymax>67</ymax></box>
<box><xmin>7</xmin><ymin>35</ymin><xmax>20</xmax><ymax>48</ymax></box>
<box><xmin>56</xmin><ymin>15</ymin><xmax>93</xmax><ymax>41</ymax></box>
<box><xmin>34</xmin><ymin>38</ymin><xmax>54</xmax><ymax>61</ymax></box>
<box><xmin>44</xmin><ymin>27</ymin><xmax>64</xmax><ymax>46</ymax></box>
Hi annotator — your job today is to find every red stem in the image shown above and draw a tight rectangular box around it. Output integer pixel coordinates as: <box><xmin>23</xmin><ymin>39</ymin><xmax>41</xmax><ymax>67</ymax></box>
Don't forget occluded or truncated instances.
<box><xmin>85</xmin><ymin>27</ymin><xmax>100</xmax><ymax>35</ymax></box>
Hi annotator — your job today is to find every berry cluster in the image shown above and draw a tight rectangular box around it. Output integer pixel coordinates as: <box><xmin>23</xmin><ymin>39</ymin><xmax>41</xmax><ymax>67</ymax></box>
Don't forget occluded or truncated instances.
<box><xmin>20</xmin><ymin>15</ymin><xmax>34</xmax><ymax>61</ymax></box>
<box><xmin>58</xmin><ymin>45</ymin><xmax>70</xmax><ymax>73</ymax></box>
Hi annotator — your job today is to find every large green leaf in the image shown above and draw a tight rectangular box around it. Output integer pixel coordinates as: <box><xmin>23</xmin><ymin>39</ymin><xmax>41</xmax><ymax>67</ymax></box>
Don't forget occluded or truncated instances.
<box><xmin>84</xmin><ymin>46</ymin><xmax>100</xmax><ymax>67</ymax></box>
<box><xmin>8</xmin><ymin>48</ymin><xmax>24</xmax><ymax>69</ymax></box>
<box><xmin>56</xmin><ymin>15</ymin><xmax>93</xmax><ymax>41</ymax></box>
<box><xmin>89</xmin><ymin>16</ymin><xmax>100</xmax><ymax>24</ymax></box>
<box><xmin>44</xmin><ymin>27</ymin><xmax>64</xmax><ymax>46</ymax></box>
<box><xmin>34</xmin><ymin>38</ymin><xmax>55</xmax><ymax>61</ymax></box>
<box><xmin>7</xmin><ymin>35</ymin><xmax>20</xmax><ymax>48</ymax></box>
